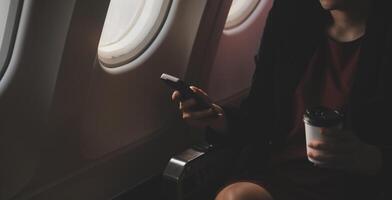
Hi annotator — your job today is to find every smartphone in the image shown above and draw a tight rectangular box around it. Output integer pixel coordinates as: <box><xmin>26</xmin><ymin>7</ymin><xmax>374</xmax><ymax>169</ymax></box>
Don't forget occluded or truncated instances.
<box><xmin>160</xmin><ymin>73</ymin><xmax>212</xmax><ymax>110</ymax></box>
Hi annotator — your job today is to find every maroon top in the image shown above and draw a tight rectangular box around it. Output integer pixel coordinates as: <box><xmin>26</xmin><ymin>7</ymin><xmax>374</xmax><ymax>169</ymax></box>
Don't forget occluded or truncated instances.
<box><xmin>270</xmin><ymin>35</ymin><xmax>363</xmax><ymax>164</ymax></box>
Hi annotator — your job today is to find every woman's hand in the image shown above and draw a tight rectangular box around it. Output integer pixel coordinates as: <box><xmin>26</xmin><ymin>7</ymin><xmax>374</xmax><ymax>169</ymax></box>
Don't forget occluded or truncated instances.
<box><xmin>171</xmin><ymin>86</ymin><xmax>228</xmax><ymax>133</ymax></box>
<box><xmin>307</xmin><ymin>129</ymin><xmax>383</xmax><ymax>175</ymax></box>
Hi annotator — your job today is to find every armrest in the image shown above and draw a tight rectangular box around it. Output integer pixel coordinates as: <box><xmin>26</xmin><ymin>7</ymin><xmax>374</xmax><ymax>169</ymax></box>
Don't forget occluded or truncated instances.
<box><xmin>162</xmin><ymin>142</ymin><xmax>240</xmax><ymax>200</ymax></box>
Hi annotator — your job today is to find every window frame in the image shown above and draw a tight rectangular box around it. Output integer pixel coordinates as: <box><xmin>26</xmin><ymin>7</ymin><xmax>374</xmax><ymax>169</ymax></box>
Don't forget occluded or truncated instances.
<box><xmin>224</xmin><ymin>0</ymin><xmax>260</xmax><ymax>29</ymax></box>
<box><xmin>97</xmin><ymin>0</ymin><xmax>173</xmax><ymax>68</ymax></box>
<box><xmin>0</xmin><ymin>0</ymin><xmax>23</xmax><ymax>80</ymax></box>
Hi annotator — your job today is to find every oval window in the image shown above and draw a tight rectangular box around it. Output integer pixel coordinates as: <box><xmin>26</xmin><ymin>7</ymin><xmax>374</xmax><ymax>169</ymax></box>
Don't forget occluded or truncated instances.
<box><xmin>98</xmin><ymin>0</ymin><xmax>172</xmax><ymax>67</ymax></box>
<box><xmin>225</xmin><ymin>0</ymin><xmax>260</xmax><ymax>29</ymax></box>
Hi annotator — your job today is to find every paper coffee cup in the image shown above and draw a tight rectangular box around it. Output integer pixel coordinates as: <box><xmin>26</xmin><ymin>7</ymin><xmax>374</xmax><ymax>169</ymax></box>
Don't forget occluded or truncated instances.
<box><xmin>304</xmin><ymin>106</ymin><xmax>343</xmax><ymax>165</ymax></box>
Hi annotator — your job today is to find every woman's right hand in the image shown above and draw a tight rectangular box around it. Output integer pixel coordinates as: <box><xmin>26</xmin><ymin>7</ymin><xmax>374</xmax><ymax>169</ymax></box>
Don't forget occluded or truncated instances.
<box><xmin>171</xmin><ymin>86</ymin><xmax>228</xmax><ymax>133</ymax></box>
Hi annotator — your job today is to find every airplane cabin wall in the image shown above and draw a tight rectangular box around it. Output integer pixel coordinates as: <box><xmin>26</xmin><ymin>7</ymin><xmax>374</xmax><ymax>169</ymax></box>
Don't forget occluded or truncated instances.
<box><xmin>0</xmin><ymin>0</ymin><xmax>272</xmax><ymax>199</ymax></box>
<box><xmin>0</xmin><ymin>0</ymin><xmax>219</xmax><ymax>199</ymax></box>
<box><xmin>0</xmin><ymin>0</ymin><xmax>77</xmax><ymax>199</ymax></box>
<box><xmin>15</xmin><ymin>0</ymin><xmax>208</xmax><ymax>199</ymax></box>
<box><xmin>207</xmin><ymin>0</ymin><xmax>273</xmax><ymax>104</ymax></box>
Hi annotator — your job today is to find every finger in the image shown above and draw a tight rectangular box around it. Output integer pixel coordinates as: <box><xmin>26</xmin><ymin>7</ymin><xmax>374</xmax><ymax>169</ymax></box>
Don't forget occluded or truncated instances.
<box><xmin>182</xmin><ymin>108</ymin><xmax>217</xmax><ymax>120</ymax></box>
<box><xmin>190</xmin><ymin>86</ymin><xmax>211</xmax><ymax>104</ymax></box>
<box><xmin>308</xmin><ymin>141</ymin><xmax>333</xmax><ymax>151</ymax></box>
<box><xmin>172</xmin><ymin>91</ymin><xmax>181</xmax><ymax>102</ymax></box>
<box><xmin>308</xmin><ymin>150</ymin><xmax>342</xmax><ymax>164</ymax></box>
<box><xmin>211</xmin><ymin>104</ymin><xmax>224</xmax><ymax>116</ymax></box>
<box><xmin>308</xmin><ymin>140</ymin><xmax>350</xmax><ymax>153</ymax></box>
<box><xmin>190</xmin><ymin>86</ymin><xmax>207</xmax><ymax>95</ymax></box>
<box><xmin>179</xmin><ymin>99</ymin><xmax>197</xmax><ymax>112</ymax></box>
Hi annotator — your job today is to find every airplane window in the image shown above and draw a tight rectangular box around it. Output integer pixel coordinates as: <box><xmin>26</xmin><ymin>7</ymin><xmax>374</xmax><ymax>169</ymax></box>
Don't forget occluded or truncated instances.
<box><xmin>98</xmin><ymin>0</ymin><xmax>172</xmax><ymax>67</ymax></box>
<box><xmin>1</xmin><ymin>0</ymin><xmax>19</xmax><ymax>77</ymax></box>
<box><xmin>225</xmin><ymin>0</ymin><xmax>260</xmax><ymax>29</ymax></box>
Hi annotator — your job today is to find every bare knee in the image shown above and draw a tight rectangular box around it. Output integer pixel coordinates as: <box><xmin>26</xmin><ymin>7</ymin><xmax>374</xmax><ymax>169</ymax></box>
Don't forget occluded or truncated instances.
<box><xmin>215</xmin><ymin>182</ymin><xmax>273</xmax><ymax>200</ymax></box>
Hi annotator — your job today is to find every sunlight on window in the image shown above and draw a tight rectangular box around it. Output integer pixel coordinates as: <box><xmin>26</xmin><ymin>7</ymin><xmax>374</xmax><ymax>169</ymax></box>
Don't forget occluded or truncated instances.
<box><xmin>225</xmin><ymin>0</ymin><xmax>260</xmax><ymax>29</ymax></box>
<box><xmin>98</xmin><ymin>0</ymin><xmax>172</xmax><ymax>67</ymax></box>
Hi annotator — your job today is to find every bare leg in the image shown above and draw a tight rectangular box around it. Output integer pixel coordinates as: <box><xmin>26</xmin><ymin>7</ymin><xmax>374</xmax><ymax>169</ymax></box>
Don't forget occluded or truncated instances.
<box><xmin>215</xmin><ymin>182</ymin><xmax>274</xmax><ymax>200</ymax></box>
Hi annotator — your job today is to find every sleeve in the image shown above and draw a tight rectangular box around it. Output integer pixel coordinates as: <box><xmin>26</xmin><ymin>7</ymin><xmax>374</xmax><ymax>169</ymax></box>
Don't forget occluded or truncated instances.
<box><xmin>351</xmin><ymin>53</ymin><xmax>392</xmax><ymax>197</ymax></box>
<box><xmin>374</xmin><ymin>99</ymin><xmax>392</xmax><ymax>197</ymax></box>
<box><xmin>379</xmin><ymin>146</ymin><xmax>392</xmax><ymax>198</ymax></box>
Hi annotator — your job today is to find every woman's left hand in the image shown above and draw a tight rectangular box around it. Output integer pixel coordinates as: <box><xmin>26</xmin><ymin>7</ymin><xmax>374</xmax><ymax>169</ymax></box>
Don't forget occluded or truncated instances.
<box><xmin>307</xmin><ymin>129</ymin><xmax>383</xmax><ymax>175</ymax></box>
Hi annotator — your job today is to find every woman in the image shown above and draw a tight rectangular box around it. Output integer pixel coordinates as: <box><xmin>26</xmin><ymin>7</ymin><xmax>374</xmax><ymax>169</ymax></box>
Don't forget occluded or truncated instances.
<box><xmin>172</xmin><ymin>0</ymin><xmax>391</xmax><ymax>199</ymax></box>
